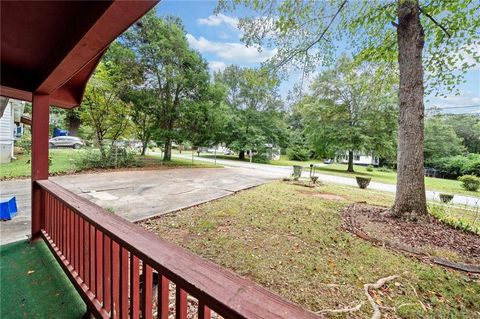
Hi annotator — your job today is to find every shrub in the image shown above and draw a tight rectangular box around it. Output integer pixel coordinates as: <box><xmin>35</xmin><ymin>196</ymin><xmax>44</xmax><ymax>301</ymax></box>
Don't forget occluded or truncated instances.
<box><xmin>431</xmin><ymin>153</ymin><xmax>480</xmax><ymax>178</ymax></box>
<box><xmin>439</xmin><ymin>193</ymin><xmax>454</xmax><ymax>203</ymax></box>
<box><xmin>356</xmin><ymin>176</ymin><xmax>371</xmax><ymax>189</ymax></box>
<box><xmin>377</xmin><ymin>166</ymin><xmax>392</xmax><ymax>173</ymax></box>
<box><xmin>287</xmin><ymin>146</ymin><xmax>310</xmax><ymax>161</ymax></box>
<box><xmin>366</xmin><ymin>165</ymin><xmax>373</xmax><ymax>172</ymax></box>
<box><xmin>16</xmin><ymin>135</ymin><xmax>32</xmax><ymax>154</ymax></box>
<box><xmin>458</xmin><ymin>175</ymin><xmax>480</xmax><ymax>192</ymax></box>
<box><xmin>75</xmin><ymin>146</ymin><xmax>141</xmax><ymax>170</ymax></box>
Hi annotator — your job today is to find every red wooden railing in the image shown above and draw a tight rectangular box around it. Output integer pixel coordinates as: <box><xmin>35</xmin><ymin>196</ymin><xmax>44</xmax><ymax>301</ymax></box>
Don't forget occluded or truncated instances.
<box><xmin>36</xmin><ymin>180</ymin><xmax>322</xmax><ymax>319</ymax></box>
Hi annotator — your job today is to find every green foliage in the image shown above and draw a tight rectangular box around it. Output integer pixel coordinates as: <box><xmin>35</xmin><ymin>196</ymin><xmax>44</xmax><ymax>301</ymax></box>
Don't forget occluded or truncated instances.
<box><xmin>75</xmin><ymin>147</ymin><xmax>141</xmax><ymax>170</ymax></box>
<box><xmin>121</xmin><ymin>13</ymin><xmax>213</xmax><ymax>160</ymax></box>
<box><xmin>16</xmin><ymin>132</ymin><xmax>31</xmax><ymax>154</ymax></box>
<box><xmin>214</xmin><ymin>65</ymin><xmax>288</xmax><ymax>159</ymax></box>
<box><xmin>366</xmin><ymin>165</ymin><xmax>374</xmax><ymax>172</ymax></box>
<box><xmin>458</xmin><ymin>175</ymin><xmax>480</xmax><ymax>192</ymax></box>
<box><xmin>79</xmin><ymin>62</ymin><xmax>132</xmax><ymax>146</ymax></box>
<box><xmin>424</xmin><ymin>116</ymin><xmax>465</xmax><ymax>165</ymax></box>
<box><xmin>287</xmin><ymin>146</ymin><xmax>310</xmax><ymax>161</ymax></box>
<box><xmin>444</xmin><ymin>115</ymin><xmax>480</xmax><ymax>154</ymax></box>
<box><xmin>296</xmin><ymin>56</ymin><xmax>398</xmax><ymax>163</ymax></box>
<box><xmin>429</xmin><ymin>204</ymin><xmax>479</xmax><ymax>235</ymax></box>
<box><xmin>431</xmin><ymin>153</ymin><xmax>480</xmax><ymax>178</ymax></box>
<box><xmin>356</xmin><ymin>176</ymin><xmax>371</xmax><ymax>189</ymax></box>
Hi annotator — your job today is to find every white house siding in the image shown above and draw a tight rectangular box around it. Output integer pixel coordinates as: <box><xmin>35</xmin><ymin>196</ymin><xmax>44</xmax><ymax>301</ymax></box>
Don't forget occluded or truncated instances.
<box><xmin>338</xmin><ymin>152</ymin><xmax>379</xmax><ymax>166</ymax></box>
<box><xmin>0</xmin><ymin>102</ymin><xmax>14</xmax><ymax>163</ymax></box>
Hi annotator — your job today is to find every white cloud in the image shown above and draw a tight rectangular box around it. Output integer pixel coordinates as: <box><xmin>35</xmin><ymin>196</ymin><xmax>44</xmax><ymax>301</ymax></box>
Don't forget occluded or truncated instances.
<box><xmin>209</xmin><ymin>61</ymin><xmax>227</xmax><ymax>73</ymax></box>
<box><xmin>186</xmin><ymin>34</ymin><xmax>276</xmax><ymax>64</ymax></box>
<box><xmin>197</xmin><ymin>14</ymin><xmax>238</xmax><ymax>28</ymax></box>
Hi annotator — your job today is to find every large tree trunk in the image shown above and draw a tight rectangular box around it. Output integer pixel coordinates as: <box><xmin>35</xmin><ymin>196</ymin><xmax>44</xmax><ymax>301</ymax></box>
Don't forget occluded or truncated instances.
<box><xmin>163</xmin><ymin>138</ymin><xmax>172</xmax><ymax>161</ymax></box>
<box><xmin>141</xmin><ymin>141</ymin><xmax>147</xmax><ymax>156</ymax></box>
<box><xmin>347</xmin><ymin>150</ymin><xmax>354</xmax><ymax>172</ymax></box>
<box><xmin>393</xmin><ymin>0</ymin><xmax>427</xmax><ymax>218</ymax></box>
<box><xmin>239</xmin><ymin>150</ymin><xmax>245</xmax><ymax>160</ymax></box>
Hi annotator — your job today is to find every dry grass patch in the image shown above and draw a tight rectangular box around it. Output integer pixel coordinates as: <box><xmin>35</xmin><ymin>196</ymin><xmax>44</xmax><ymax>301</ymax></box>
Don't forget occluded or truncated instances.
<box><xmin>140</xmin><ymin>182</ymin><xmax>480</xmax><ymax>318</ymax></box>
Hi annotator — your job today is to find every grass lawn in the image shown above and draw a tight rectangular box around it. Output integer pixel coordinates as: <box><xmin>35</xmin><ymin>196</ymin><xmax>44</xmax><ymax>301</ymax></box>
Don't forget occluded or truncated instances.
<box><xmin>0</xmin><ymin>149</ymin><xmax>220</xmax><ymax>180</ymax></box>
<box><xmin>141</xmin><ymin>182</ymin><xmax>480</xmax><ymax>318</ymax></box>
<box><xmin>314</xmin><ymin>163</ymin><xmax>479</xmax><ymax>197</ymax></box>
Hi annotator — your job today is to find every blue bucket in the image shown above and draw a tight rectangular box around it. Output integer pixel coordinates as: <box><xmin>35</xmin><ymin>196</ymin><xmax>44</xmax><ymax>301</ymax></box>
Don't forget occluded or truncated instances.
<box><xmin>0</xmin><ymin>197</ymin><xmax>18</xmax><ymax>220</ymax></box>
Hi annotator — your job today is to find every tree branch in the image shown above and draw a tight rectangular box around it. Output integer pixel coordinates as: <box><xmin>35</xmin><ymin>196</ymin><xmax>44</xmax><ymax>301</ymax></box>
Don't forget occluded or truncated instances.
<box><xmin>275</xmin><ymin>0</ymin><xmax>348</xmax><ymax>68</ymax></box>
<box><xmin>419</xmin><ymin>7</ymin><xmax>451</xmax><ymax>38</ymax></box>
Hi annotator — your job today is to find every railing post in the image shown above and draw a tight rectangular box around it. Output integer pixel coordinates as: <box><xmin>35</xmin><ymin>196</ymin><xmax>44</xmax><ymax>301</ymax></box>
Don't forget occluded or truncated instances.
<box><xmin>31</xmin><ymin>93</ymin><xmax>50</xmax><ymax>241</ymax></box>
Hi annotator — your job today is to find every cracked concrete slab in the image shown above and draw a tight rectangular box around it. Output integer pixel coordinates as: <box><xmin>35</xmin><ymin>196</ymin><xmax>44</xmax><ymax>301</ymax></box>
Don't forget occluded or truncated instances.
<box><xmin>0</xmin><ymin>167</ymin><xmax>280</xmax><ymax>245</ymax></box>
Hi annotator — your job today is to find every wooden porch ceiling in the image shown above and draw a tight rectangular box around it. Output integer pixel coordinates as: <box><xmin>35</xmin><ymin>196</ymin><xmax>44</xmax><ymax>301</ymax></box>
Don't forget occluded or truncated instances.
<box><xmin>0</xmin><ymin>1</ymin><xmax>158</xmax><ymax>109</ymax></box>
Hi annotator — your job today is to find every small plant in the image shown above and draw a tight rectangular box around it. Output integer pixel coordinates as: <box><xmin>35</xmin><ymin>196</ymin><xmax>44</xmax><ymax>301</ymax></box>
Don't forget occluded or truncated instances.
<box><xmin>366</xmin><ymin>165</ymin><xmax>373</xmax><ymax>172</ymax></box>
<box><xmin>458</xmin><ymin>175</ymin><xmax>480</xmax><ymax>192</ymax></box>
<box><xmin>356</xmin><ymin>176</ymin><xmax>371</xmax><ymax>189</ymax></box>
<box><xmin>310</xmin><ymin>176</ymin><xmax>319</xmax><ymax>184</ymax></box>
<box><xmin>439</xmin><ymin>193</ymin><xmax>454</xmax><ymax>203</ymax></box>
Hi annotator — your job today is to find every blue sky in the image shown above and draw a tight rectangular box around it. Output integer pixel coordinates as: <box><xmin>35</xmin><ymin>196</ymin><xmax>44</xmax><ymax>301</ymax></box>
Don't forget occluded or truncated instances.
<box><xmin>156</xmin><ymin>0</ymin><xmax>480</xmax><ymax>112</ymax></box>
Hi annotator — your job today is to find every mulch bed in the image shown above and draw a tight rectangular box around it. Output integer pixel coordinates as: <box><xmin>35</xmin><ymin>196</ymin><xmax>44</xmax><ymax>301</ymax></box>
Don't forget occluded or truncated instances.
<box><xmin>342</xmin><ymin>203</ymin><xmax>480</xmax><ymax>270</ymax></box>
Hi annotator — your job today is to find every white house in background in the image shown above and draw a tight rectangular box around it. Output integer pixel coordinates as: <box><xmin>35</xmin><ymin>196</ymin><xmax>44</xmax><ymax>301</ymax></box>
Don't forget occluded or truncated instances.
<box><xmin>0</xmin><ymin>98</ymin><xmax>25</xmax><ymax>163</ymax></box>
<box><xmin>336</xmin><ymin>152</ymin><xmax>379</xmax><ymax>166</ymax></box>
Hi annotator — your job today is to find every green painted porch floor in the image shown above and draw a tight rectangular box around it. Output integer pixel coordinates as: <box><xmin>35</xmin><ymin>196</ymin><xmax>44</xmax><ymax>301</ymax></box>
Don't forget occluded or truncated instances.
<box><xmin>0</xmin><ymin>240</ymin><xmax>86</xmax><ymax>318</ymax></box>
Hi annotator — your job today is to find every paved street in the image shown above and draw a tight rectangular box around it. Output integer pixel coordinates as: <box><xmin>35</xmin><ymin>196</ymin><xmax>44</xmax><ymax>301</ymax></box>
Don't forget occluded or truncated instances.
<box><xmin>0</xmin><ymin>166</ymin><xmax>280</xmax><ymax>244</ymax></box>
<box><xmin>171</xmin><ymin>152</ymin><xmax>480</xmax><ymax>206</ymax></box>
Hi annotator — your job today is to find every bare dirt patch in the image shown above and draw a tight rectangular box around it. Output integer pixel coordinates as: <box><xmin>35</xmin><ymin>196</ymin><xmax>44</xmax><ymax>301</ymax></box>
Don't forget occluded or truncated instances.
<box><xmin>342</xmin><ymin>203</ymin><xmax>480</xmax><ymax>266</ymax></box>
<box><xmin>297</xmin><ymin>190</ymin><xmax>346</xmax><ymax>201</ymax></box>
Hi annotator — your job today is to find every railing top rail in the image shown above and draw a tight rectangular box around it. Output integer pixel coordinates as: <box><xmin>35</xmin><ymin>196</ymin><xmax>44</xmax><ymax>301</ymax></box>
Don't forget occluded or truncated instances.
<box><xmin>37</xmin><ymin>179</ymin><xmax>322</xmax><ymax>319</ymax></box>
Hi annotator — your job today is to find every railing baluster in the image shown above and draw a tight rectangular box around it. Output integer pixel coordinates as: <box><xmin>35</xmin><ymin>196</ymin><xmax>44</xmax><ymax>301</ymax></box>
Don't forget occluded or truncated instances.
<box><xmin>85</xmin><ymin>220</ymin><xmax>90</xmax><ymax>288</ymax></box>
<box><xmin>103</xmin><ymin>235</ymin><xmax>112</xmax><ymax>314</ymax></box>
<box><xmin>80</xmin><ymin>218</ymin><xmax>85</xmax><ymax>280</ymax></box>
<box><xmin>142</xmin><ymin>263</ymin><xmax>153</xmax><ymax>319</ymax></box>
<box><xmin>198</xmin><ymin>302</ymin><xmax>211</xmax><ymax>319</ymax></box>
<box><xmin>96</xmin><ymin>229</ymin><xmax>103</xmax><ymax>303</ymax></box>
<box><xmin>130</xmin><ymin>255</ymin><xmax>140</xmax><ymax>319</ymax></box>
<box><xmin>90</xmin><ymin>224</ymin><xmax>96</xmax><ymax>291</ymax></box>
<box><xmin>158</xmin><ymin>276</ymin><xmax>169</xmax><ymax>319</ymax></box>
<box><xmin>112</xmin><ymin>241</ymin><xmax>120</xmax><ymax>318</ymax></box>
<box><xmin>61</xmin><ymin>202</ymin><xmax>66</xmax><ymax>256</ymax></box>
<box><xmin>175</xmin><ymin>286</ymin><xmax>187</xmax><ymax>319</ymax></box>
<box><xmin>119</xmin><ymin>247</ymin><xmax>129</xmax><ymax>319</ymax></box>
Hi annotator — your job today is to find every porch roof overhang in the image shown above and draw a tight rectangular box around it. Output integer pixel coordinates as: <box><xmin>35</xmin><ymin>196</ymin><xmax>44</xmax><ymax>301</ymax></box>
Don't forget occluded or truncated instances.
<box><xmin>0</xmin><ymin>1</ymin><xmax>158</xmax><ymax>109</ymax></box>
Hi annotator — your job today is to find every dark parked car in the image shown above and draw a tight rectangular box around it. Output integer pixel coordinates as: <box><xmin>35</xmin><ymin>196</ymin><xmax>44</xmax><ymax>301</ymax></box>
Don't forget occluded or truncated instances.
<box><xmin>49</xmin><ymin>136</ymin><xmax>85</xmax><ymax>149</ymax></box>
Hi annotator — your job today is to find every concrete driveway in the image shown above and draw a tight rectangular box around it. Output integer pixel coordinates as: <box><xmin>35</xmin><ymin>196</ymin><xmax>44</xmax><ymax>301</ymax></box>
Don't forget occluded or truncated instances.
<box><xmin>0</xmin><ymin>167</ymin><xmax>281</xmax><ymax>245</ymax></box>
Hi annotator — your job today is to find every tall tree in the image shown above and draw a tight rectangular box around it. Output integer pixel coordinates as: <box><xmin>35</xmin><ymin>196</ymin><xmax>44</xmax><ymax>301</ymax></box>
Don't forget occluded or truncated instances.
<box><xmin>79</xmin><ymin>62</ymin><xmax>131</xmax><ymax>155</ymax></box>
<box><xmin>215</xmin><ymin>66</ymin><xmax>287</xmax><ymax>160</ymax></box>
<box><xmin>122</xmin><ymin>13</ymin><xmax>211</xmax><ymax>161</ymax></box>
<box><xmin>424</xmin><ymin>116</ymin><xmax>466</xmax><ymax>164</ymax></box>
<box><xmin>307</xmin><ymin>56</ymin><xmax>397</xmax><ymax>172</ymax></box>
<box><xmin>219</xmin><ymin>0</ymin><xmax>480</xmax><ymax>218</ymax></box>
<box><xmin>445</xmin><ymin>115</ymin><xmax>480</xmax><ymax>154</ymax></box>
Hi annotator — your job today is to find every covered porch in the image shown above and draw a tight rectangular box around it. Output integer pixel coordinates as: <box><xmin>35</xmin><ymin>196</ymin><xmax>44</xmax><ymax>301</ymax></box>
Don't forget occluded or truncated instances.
<box><xmin>0</xmin><ymin>1</ymin><xmax>322</xmax><ymax>318</ymax></box>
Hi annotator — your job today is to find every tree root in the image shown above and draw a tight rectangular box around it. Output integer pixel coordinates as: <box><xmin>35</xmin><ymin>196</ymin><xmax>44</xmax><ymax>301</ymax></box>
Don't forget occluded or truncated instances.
<box><xmin>317</xmin><ymin>301</ymin><xmax>365</xmax><ymax>314</ymax></box>
<box><xmin>364</xmin><ymin>275</ymin><xmax>398</xmax><ymax>319</ymax></box>
<box><xmin>317</xmin><ymin>275</ymin><xmax>399</xmax><ymax>318</ymax></box>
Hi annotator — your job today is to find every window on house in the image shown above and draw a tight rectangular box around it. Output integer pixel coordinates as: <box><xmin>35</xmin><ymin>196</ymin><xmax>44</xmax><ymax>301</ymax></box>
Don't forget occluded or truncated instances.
<box><xmin>354</xmin><ymin>155</ymin><xmax>360</xmax><ymax>161</ymax></box>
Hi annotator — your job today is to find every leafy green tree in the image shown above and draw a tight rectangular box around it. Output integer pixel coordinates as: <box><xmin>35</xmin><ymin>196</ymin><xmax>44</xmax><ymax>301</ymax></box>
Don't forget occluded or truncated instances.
<box><xmin>445</xmin><ymin>115</ymin><xmax>480</xmax><ymax>154</ymax></box>
<box><xmin>122</xmin><ymin>13</ymin><xmax>211</xmax><ymax>161</ymax></box>
<box><xmin>215</xmin><ymin>65</ymin><xmax>288</xmax><ymax>160</ymax></box>
<box><xmin>219</xmin><ymin>0</ymin><xmax>480</xmax><ymax>217</ymax></box>
<box><xmin>298</xmin><ymin>57</ymin><xmax>397</xmax><ymax>172</ymax></box>
<box><xmin>124</xmin><ymin>89</ymin><xmax>159</xmax><ymax>155</ymax></box>
<box><xmin>79</xmin><ymin>62</ymin><xmax>131</xmax><ymax>156</ymax></box>
<box><xmin>424</xmin><ymin>116</ymin><xmax>465</xmax><ymax>164</ymax></box>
